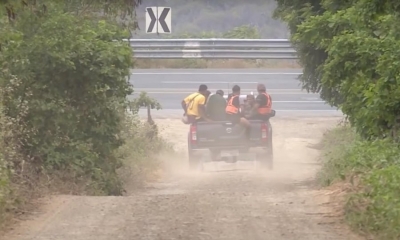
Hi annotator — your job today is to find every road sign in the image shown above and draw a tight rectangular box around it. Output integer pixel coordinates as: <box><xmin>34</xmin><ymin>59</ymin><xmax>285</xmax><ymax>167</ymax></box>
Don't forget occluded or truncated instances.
<box><xmin>157</xmin><ymin>7</ymin><xmax>171</xmax><ymax>33</ymax></box>
<box><xmin>145</xmin><ymin>7</ymin><xmax>171</xmax><ymax>34</ymax></box>
<box><xmin>145</xmin><ymin>7</ymin><xmax>157</xmax><ymax>33</ymax></box>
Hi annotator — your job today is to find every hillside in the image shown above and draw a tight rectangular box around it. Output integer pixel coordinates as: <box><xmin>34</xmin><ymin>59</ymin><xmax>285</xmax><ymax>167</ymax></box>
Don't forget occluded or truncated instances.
<box><xmin>133</xmin><ymin>0</ymin><xmax>288</xmax><ymax>38</ymax></box>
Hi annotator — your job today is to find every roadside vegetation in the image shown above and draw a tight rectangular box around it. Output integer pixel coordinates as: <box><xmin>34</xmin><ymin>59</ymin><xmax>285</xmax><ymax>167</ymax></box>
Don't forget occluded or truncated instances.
<box><xmin>275</xmin><ymin>0</ymin><xmax>400</xmax><ymax>239</ymax></box>
<box><xmin>0</xmin><ymin>0</ymin><xmax>172</xmax><ymax>229</ymax></box>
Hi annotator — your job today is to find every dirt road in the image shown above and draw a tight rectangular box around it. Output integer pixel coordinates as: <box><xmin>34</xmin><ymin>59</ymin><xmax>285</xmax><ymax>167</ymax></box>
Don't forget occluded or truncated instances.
<box><xmin>5</xmin><ymin>116</ymin><xmax>362</xmax><ymax>240</ymax></box>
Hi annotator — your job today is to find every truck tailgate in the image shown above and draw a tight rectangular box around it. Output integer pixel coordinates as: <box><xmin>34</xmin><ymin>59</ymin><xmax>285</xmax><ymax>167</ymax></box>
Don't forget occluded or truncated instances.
<box><xmin>193</xmin><ymin>120</ymin><xmax>265</xmax><ymax>148</ymax></box>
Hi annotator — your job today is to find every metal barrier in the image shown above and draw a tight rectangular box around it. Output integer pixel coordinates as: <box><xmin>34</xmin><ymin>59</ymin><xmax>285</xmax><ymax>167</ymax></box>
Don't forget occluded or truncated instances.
<box><xmin>125</xmin><ymin>39</ymin><xmax>297</xmax><ymax>59</ymax></box>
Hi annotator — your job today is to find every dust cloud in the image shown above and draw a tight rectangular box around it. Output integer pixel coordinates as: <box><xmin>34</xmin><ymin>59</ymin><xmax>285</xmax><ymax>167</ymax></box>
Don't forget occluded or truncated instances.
<box><xmin>4</xmin><ymin>116</ymin><xmax>364</xmax><ymax>240</ymax></box>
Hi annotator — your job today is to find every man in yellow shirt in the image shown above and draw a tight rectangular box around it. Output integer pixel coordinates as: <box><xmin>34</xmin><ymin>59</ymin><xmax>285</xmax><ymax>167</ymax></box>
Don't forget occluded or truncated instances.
<box><xmin>181</xmin><ymin>84</ymin><xmax>210</xmax><ymax>123</ymax></box>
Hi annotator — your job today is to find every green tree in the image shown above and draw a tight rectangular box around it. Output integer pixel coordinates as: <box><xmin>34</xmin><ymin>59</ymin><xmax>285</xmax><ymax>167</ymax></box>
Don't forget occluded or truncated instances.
<box><xmin>274</xmin><ymin>0</ymin><xmax>400</xmax><ymax>139</ymax></box>
<box><xmin>274</xmin><ymin>0</ymin><xmax>330</xmax><ymax>102</ymax></box>
<box><xmin>0</xmin><ymin>6</ymin><xmax>134</xmax><ymax>195</ymax></box>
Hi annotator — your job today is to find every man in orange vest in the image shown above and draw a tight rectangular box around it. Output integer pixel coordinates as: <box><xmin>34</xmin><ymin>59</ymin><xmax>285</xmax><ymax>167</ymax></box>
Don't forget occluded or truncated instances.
<box><xmin>226</xmin><ymin>85</ymin><xmax>251</xmax><ymax>128</ymax></box>
<box><xmin>250</xmin><ymin>83</ymin><xmax>273</xmax><ymax>121</ymax></box>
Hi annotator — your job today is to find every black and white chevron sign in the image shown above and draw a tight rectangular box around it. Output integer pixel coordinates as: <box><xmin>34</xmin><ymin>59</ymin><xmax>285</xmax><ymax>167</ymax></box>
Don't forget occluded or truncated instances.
<box><xmin>145</xmin><ymin>7</ymin><xmax>172</xmax><ymax>34</ymax></box>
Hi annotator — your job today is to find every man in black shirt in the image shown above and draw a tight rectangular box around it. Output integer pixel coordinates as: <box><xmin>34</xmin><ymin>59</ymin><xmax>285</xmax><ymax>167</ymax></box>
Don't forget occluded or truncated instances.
<box><xmin>206</xmin><ymin>90</ymin><xmax>227</xmax><ymax>121</ymax></box>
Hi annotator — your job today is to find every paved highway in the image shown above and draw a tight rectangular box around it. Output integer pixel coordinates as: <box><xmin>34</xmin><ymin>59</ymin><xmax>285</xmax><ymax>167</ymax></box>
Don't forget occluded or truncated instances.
<box><xmin>130</xmin><ymin>69</ymin><xmax>342</xmax><ymax>118</ymax></box>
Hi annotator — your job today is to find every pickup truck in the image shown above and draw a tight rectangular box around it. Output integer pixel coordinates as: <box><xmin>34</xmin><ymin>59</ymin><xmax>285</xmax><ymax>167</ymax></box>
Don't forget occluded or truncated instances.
<box><xmin>187</xmin><ymin>110</ymin><xmax>275</xmax><ymax>170</ymax></box>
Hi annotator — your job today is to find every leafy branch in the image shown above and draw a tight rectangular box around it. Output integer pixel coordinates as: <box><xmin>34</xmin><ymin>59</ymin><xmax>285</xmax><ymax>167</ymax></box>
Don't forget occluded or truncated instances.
<box><xmin>129</xmin><ymin>92</ymin><xmax>162</xmax><ymax>114</ymax></box>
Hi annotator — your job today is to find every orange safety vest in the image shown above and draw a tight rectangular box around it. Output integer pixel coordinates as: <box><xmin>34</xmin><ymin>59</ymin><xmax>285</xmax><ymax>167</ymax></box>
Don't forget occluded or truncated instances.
<box><xmin>225</xmin><ymin>95</ymin><xmax>239</xmax><ymax>114</ymax></box>
<box><xmin>257</xmin><ymin>93</ymin><xmax>272</xmax><ymax>115</ymax></box>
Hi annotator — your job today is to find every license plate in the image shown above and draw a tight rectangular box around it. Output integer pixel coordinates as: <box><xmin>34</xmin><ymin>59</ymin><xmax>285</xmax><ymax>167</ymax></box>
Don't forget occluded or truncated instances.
<box><xmin>220</xmin><ymin>150</ymin><xmax>239</xmax><ymax>157</ymax></box>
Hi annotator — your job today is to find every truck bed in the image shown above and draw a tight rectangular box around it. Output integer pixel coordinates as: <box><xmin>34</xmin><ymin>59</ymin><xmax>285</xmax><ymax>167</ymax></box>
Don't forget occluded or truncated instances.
<box><xmin>189</xmin><ymin>120</ymin><xmax>270</xmax><ymax>150</ymax></box>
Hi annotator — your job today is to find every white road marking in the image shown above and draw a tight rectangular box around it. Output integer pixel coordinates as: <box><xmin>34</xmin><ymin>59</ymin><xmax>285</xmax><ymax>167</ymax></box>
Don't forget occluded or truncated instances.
<box><xmin>129</xmin><ymin>97</ymin><xmax>325</xmax><ymax>103</ymax></box>
<box><xmin>134</xmin><ymin>92</ymin><xmax>316</xmax><ymax>95</ymax></box>
<box><xmin>268</xmin><ymin>101</ymin><xmax>325</xmax><ymax>103</ymax></box>
<box><xmin>149</xmin><ymin>100</ymin><xmax>325</xmax><ymax>103</ymax></box>
<box><xmin>301</xmin><ymin>97</ymin><xmax>321</xmax><ymax>100</ymax></box>
<box><xmin>134</xmin><ymin>88</ymin><xmax>304</xmax><ymax>91</ymax></box>
<box><xmin>137</xmin><ymin>109</ymin><xmax>341</xmax><ymax>113</ymax></box>
<box><xmin>162</xmin><ymin>81</ymin><xmax>259</xmax><ymax>84</ymax></box>
<box><xmin>135</xmin><ymin>108</ymin><xmax>341</xmax><ymax>113</ymax></box>
<box><xmin>131</xmin><ymin>72</ymin><xmax>302</xmax><ymax>75</ymax></box>
<box><xmin>276</xmin><ymin>110</ymin><xmax>338</xmax><ymax>111</ymax></box>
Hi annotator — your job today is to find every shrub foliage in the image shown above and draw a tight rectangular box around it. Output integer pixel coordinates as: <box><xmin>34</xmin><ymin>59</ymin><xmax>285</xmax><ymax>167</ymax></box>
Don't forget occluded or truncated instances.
<box><xmin>320</xmin><ymin>127</ymin><xmax>400</xmax><ymax>239</ymax></box>
<box><xmin>0</xmin><ymin>0</ymin><xmax>167</xmax><ymax>227</ymax></box>
<box><xmin>274</xmin><ymin>0</ymin><xmax>400</xmax><ymax>139</ymax></box>
<box><xmin>275</xmin><ymin>0</ymin><xmax>400</xmax><ymax>238</ymax></box>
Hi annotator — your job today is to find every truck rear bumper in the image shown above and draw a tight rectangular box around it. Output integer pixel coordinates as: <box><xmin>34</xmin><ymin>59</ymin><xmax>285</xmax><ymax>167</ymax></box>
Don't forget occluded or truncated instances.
<box><xmin>190</xmin><ymin>147</ymin><xmax>269</xmax><ymax>162</ymax></box>
<box><xmin>190</xmin><ymin>146</ymin><xmax>268</xmax><ymax>151</ymax></box>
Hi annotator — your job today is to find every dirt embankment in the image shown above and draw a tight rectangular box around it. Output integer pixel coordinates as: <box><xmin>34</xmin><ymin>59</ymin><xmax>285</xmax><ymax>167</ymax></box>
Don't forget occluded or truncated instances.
<box><xmin>3</xmin><ymin>117</ymin><xmax>364</xmax><ymax>240</ymax></box>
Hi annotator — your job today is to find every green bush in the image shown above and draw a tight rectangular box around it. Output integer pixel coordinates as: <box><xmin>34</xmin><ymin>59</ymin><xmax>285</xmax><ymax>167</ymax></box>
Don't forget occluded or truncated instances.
<box><xmin>0</xmin><ymin>9</ymin><xmax>134</xmax><ymax>195</ymax></box>
<box><xmin>320</xmin><ymin>126</ymin><xmax>400</xmax><ymax>239</ymax></box>
<box><xmin>275</xmin><ymin>1</ymin><xmax>400</xmax><ymax>238</ymax></box>
<box><xmin>116</xmin><ymin>114</ymin><xmax>172</xmax><ymax>185</ymax></box>
<box><xmin>0</xmin><ymin>153</ymin><xmax>10</xmax><ymax>224</ymax></box>
<box><xmin>318</xmin><ymin>126</ymin><xmax>357</xmax><ymax>186</ymax></box>
<box><xmin>274</xmin><ymin>0</ymin><xmax>400</xmax><ymax>140</ymax></box>
<box><xmin>0</xmin><ymin>0</ymin><xmax>174</xmax><ymax>230</ymax></box>
<box><xmin>0</xmin><ymin>2</ymin><xmax>170</xmax><ymax>198</ymax></box>
<box><xmin>0</xmin><ymin>101</ymin><xmax>20</xmax><ymax>227</ymax></box>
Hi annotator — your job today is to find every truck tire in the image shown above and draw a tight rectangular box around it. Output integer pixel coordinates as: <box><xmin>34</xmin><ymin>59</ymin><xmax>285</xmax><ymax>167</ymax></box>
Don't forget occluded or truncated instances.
<box><xmin>260</xmin><ymin>123</ymin><xmax>273</xmax><ymax>170</ymax></box>
<box><xmin>264</xmin><ymin>138</ymin><xmax>273</xmax><ymax>170</ymax></box>
<box><xmin>188</xmin><ymin>134</ymin><xmax>201</xmax><ymax>170</ymax></box>
<box><xmin>210</xmin><ymin>149</ymin><xmax>220</xmax><ymax>161</ymax></box>
<box><xmin>188</xmin><ymin>149</ymin><xmax>199</xmax><ymax>170</ymax></box>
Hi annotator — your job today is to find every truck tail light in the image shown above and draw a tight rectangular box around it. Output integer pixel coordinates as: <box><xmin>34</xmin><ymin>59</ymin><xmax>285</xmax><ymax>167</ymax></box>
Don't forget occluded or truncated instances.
<box><xmin>190</xmin><ymin>124</ymin><xmax>197</xmax><ymax>144</ymax></box>
<box><xmin>261</xmin><ymin>123</ymin><xmax>267</xmax><ymax>141</ymax></box>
